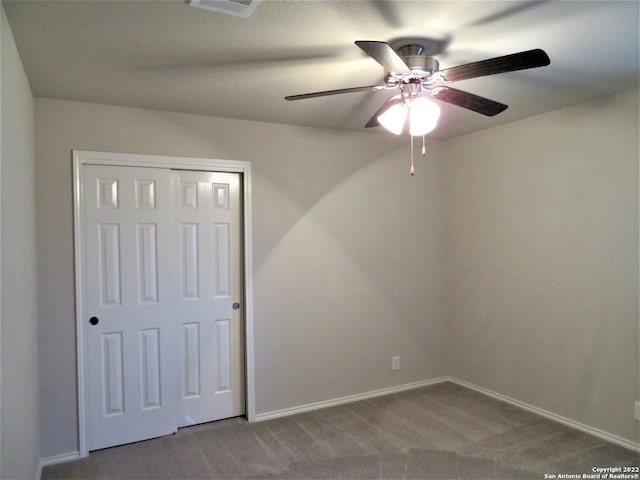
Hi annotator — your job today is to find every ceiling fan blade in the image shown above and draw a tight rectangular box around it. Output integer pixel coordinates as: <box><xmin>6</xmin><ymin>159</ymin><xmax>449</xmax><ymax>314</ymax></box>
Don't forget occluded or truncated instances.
<box><xmin>355</xmin><ymin>41</ymin><xmax>412</xmax><ymax>75</ymax></box>
<box><xmin>285</xmin><ymin>85</ymin><xmax>384</xmax><ymax>101</ymax></box>
<box><xmin>365</xmin><ymin>95</ymin><xmax>403</xmax><ymax>128</ymax></box>
<box><xmin>439</xmin><ymin>49</ymin><xmax>550</xmax><ymax>82</ymax></box>
<box><xmin>432</xmin><ymin>87</ymin><xmax>508</xmax><ymax>116</ymax></box>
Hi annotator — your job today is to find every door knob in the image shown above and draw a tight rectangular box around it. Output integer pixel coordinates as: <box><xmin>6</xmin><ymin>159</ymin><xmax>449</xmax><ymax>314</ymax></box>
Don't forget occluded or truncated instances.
<box><xmin>89</xmin><ymin>316</ymin><xmax>99</xmax><ymax>326</ymax></box>
<box><xmin>232</xmin><ymin>303</ymin><xmax>240</xmax><ymax>310</ymax></box>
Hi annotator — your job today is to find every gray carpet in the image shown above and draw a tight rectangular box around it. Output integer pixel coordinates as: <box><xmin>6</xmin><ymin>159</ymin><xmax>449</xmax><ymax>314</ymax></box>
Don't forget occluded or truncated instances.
<box><xmin>42</xmin><ymin>382</ymin><xmax>639</xmax><ymax>479</ymax></box>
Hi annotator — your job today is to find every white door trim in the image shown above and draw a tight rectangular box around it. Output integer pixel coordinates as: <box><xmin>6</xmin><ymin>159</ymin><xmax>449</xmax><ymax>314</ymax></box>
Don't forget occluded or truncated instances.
<box><xmin>73</xmin><ymin>150</ymin><xmax>255</xmax><ymax>457</ymax></box>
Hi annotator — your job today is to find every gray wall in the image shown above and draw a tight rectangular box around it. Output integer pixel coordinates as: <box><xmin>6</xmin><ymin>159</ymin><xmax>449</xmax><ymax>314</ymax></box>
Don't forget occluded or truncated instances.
<box><xmin>445</xmin><ymin>88</ymin><xmax>639</xmax><ymax>444</ymax></box>
<box><xmin>0</xmin><ymin>4</ymin><xmax>40</xmax><ymax>478</ymax></box>
<box><xmin>32</xmin><ymin>88</ymin><xmax>640</xmax><ymax>458</ymax></box>
<box><xmin>35</xmin><ymin>99</ymin><xmax>449</xmax><ymax>457</ymax></box>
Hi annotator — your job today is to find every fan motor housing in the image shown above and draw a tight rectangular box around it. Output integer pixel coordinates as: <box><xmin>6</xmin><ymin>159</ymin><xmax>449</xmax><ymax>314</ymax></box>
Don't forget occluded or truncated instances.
<box><xmin>393</xmin><ymin>38</ymin><xmax>447</xmax><ymax>74</ymax></box>
<box><xmin>403</xmin><ymin>54</ymin><xmax>439</xmax><ymax>73</ymax></box>
<box><xmin>393</xmin><ymin>43</ymin><xmax>440</xmax><ymax>81</ymax></box>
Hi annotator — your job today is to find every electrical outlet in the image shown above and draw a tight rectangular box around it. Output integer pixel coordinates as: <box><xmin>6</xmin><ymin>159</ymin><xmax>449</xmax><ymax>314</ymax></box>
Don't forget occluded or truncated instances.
<box><xmin>635</xmin><ymin>401</ymin><xmax>640</xmax><ymax>421</ymax></box>
<box><xmin>392</xmin><ymin>356</ymin><xmax>400</xmax><ymax>370</ymax></box>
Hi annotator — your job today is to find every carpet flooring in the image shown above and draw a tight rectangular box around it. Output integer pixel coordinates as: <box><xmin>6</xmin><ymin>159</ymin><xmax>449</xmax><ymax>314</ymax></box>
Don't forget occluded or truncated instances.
<box><xmin>42</xmin><ymin>382</ymin><xmax>639</xmax><ymax>479</ymax></box>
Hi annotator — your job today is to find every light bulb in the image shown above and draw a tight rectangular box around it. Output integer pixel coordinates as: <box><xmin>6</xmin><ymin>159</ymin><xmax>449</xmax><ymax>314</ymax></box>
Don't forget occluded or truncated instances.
<box><xmin>408</xmin><ymin>97</ymin><xmax>440</xmax><ymax>136</ymax></box>
<box><xmin>378</xmin><ymin>102</ymin><xmax>408</xmax><ymax>135</ymax></box>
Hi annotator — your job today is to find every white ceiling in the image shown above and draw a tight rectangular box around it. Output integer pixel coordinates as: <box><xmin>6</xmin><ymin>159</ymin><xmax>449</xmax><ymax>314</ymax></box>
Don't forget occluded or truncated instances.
<box><xmin>3</xmin><ymin>0</ymin><xmax>639</xmax><ymax>139</ymax></box>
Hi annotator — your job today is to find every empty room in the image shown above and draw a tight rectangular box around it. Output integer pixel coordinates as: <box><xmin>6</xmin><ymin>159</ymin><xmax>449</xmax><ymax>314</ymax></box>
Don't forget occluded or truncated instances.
<box><xmin>1</xmin><ymin>1</ymin><xmax>638</xmax><ymax>479</ymax></box>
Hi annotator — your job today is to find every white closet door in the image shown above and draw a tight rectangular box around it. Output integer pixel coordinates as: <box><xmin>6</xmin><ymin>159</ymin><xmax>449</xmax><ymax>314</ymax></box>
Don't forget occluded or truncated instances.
<box><xmin>83</xmin><ymin>165</ymin><xmax>179</xmax><ymax>451</ymax></box>
<box><xmin>82</xmin><ymin>165</ymin><xmax>245</xmax><ymax>451</ymax></box>
<box><xmin>176</xmin><ymin>171</ymin><xmax>244</xmax><ymax>427</ymax></box>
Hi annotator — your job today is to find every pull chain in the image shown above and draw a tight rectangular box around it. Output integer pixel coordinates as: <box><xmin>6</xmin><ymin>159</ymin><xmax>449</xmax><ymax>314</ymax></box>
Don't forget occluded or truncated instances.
<box><xmin>410</xmin><ymin>136</ymin><xmax>415</xmax><ymax>176</ymax></box>
<box><xmin>409</xmin><ymin>136</ymin><xmax>428</xmax><ymax>176</ymax></box>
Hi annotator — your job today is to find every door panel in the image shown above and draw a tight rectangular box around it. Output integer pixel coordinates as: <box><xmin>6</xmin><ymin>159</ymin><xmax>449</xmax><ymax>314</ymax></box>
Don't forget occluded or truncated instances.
<box><xmin>176</xmin><ymin>171</ymin><xmax>244</xmax><ymax>427</ymax></box>
<box><xmin>84</xmin><ymin>165</ymin><xmax>179</xmax><ymax>451</ymax></box>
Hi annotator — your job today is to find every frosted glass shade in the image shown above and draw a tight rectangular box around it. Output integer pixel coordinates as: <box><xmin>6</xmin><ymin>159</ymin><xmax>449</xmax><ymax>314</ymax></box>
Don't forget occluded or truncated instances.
<box><xmin>378</xmin><ymin>96</ymin><xmax>440</xmax><ymax>136</ymax></box>
<box><xmin>409</xmin><ymin>97</ymin><xmax>440</xmax><ymax>136</ymax></box>
<box><xmin>377</xmin><ymin>102</ymin><xmax>408</xmax><ymax>135</ymax></box>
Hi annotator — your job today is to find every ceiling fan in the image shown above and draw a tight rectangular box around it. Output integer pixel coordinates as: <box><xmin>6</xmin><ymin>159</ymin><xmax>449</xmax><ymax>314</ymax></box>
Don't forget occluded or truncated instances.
<box><xmin>285</xmin><ymin>39</ymin><xmax>550</xmax><ymax>135</ymax></box>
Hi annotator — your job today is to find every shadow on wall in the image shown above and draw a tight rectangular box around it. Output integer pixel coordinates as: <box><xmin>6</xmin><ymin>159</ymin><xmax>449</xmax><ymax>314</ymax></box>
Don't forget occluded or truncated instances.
<box><xmin>251</xmin><ymin>126</ymin><xmax>404</xmax><ymax>269</ymax></box>
<box><xmin>251</xmin><ymin>136</ymin><xmax>449</xmax><ymax>411</ymax></box>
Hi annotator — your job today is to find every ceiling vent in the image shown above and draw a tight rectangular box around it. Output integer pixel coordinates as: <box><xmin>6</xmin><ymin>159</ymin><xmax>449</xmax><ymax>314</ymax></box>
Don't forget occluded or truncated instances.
<box><xmin>188</xmin><ymin>0</ymin><xmax>262</xmax><ymax>18</ymax></box>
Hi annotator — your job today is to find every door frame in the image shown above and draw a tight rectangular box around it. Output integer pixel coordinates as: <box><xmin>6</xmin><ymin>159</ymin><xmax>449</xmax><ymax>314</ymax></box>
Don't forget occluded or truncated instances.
<box><xmin>73</xmin><ymin>150</ymin><xmax>255</xmax><ymax>457</ymax></box>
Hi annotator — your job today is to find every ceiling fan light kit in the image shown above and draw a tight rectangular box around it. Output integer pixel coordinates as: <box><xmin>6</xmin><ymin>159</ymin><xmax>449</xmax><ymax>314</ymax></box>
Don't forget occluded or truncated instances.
<box><xmin>378</xmin><ymin>96</ymin><xmax>440</xmax><ymax>136</ymax></box>
<box><xmin>285</xmin><ymin>38</ymin><xmax>550</xmax><ymax>175</ymax></box>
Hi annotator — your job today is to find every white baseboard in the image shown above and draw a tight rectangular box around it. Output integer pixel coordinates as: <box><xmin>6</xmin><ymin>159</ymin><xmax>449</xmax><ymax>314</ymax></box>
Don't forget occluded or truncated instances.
<box><xmin>253</xmin><ymin>376</ymin><xmax>449</xmax><ymax>422</ymax></box>
<box><xmin>450</xmin><ymin>377</ymin><xmax>640</xmax><ymax>452</ymax></box>
<box><xmin>38</xmin><ymin>451</ymin><xmax>81</xmax><ymax>478</ymax></box>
